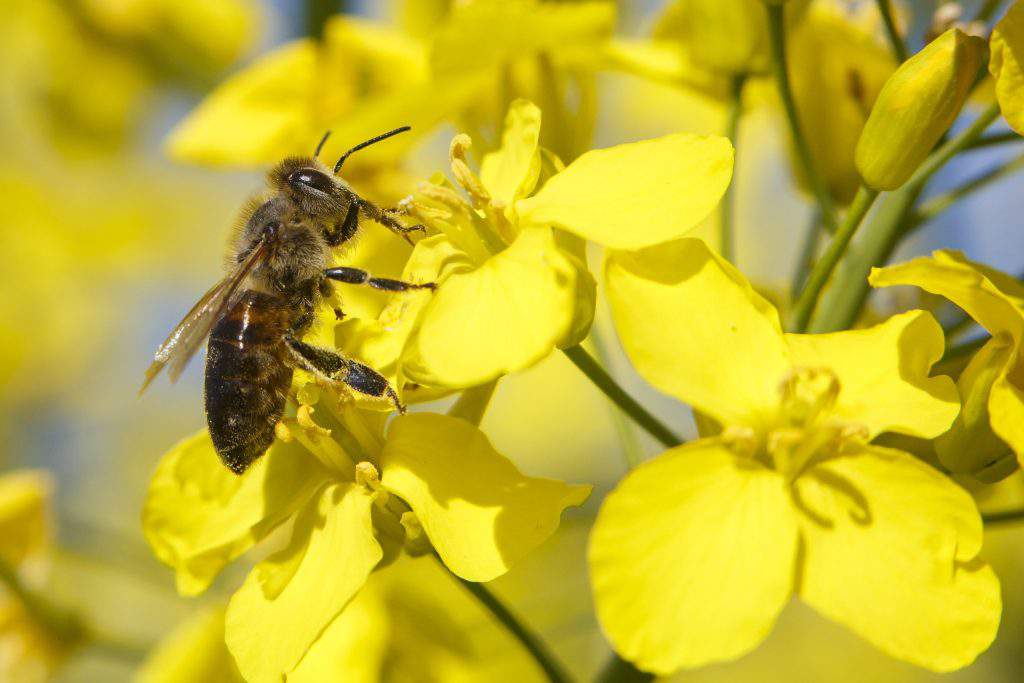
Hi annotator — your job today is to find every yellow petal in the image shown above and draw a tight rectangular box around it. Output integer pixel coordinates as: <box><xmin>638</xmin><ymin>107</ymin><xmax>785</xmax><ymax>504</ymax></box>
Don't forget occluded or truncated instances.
<box><xmin>136</xmin><ymin>607</ymin><xmax>244</xmax><ymax>683</ymax></box>
<box><xmin>403</xmin><ymin>227</ymin><xmax>594</xmax><ymax>388</ymax></box>
<box><xmin>429</xmin><ymin>0</ymin><xmax>615</xmax><ymax>75</ymax></box>
<box><xmin>870</xmin><ymin>250</ymin><xmax>1024</xmax><ymax>344</ymax></box>
<box><xmin>990</xmin><ymin>0</ymin><xmax>1024</xmax><ymax>135</ymax></box>
<box><xmin>337</xmin><ymin>234</ymin><xmax>470</xmax><ymax>405</ymax></box>
<box><xmin>935</xmin><ymin>337</ymin><xmax>1017</xmax><ymax>474</ymax></box>
<box><xmin>795</xmin><ymin>445</ymin><xmax>1000</xmax><ymax>671</ymax></box>
<box><xmin>600</xmin><ymin>39</ymin><xmax>730</xmax><ymax>101</ymax></box>
<box><xmin>517</xmin><ymin>134</ymin><xmax>734</xmax><ymax>249</ymax></box>
<box><xmin>142</xmin><ymin>430</ymin><xmax>327</xmax><ymax>596</ymax></box>
<box><xmin>288</xmin><ymin>583</ymin><xmax>389</xmax><ymax>683</ymax></box>
<box><xmin>165</xmin><ymin>41</ymin><xmax>319</xmax><ymax>166</ymax></box>
<box><xmin>990</xmin><ymin>359</ymin><xmax>1024</xmax><ymax>463</ymax></box>
<box><xmin>380</xmin><ymin>413</ymin><xmax>590</xmax><ymax>582</ymax></box>
<box><xmin>606</xmin><ymin>238</ymin><xmax>790</xmax><ymax>429</ymax></box>
<box><xmin>652</xmin><ymin>0</ymin><xmax>771</xmax><ymax>75</ymax></box>
<box><xmin>225</xmin><ymin>483</ymin><xmax>382</xmax><ymax>682</ymax></box>
<box><xmin>480</xmin><ymin>99</ymin><xmax>542</xmax><ymax>206</ymax></box>
<box><xmin>784</xmin><ymin>310</ymin><xmax>959</xmax><ymax>439</ymax></box>
<box><xmin>0</xmin><ymin>470</ymin><xmax>51</xmax><ymax>566</ymax></box>
<box><xmin>589</xmin><ymin>440</ymin><xmax>796</xmax><ymax>673</ymax></box>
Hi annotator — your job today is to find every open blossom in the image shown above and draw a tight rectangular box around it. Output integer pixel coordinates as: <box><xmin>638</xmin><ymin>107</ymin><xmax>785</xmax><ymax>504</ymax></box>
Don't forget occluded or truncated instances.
<box><xmin>341</xmin><ymin>98</ymin><xmax>733</xmax><ymax>391</ymax></box>
<box><xmin>143</xmin><ymin>383</ymin><xmax>588</xmax><ymax>682</ymax></box>
<box><xmin>588</xmin><ymin>238</ymin><xmax>1000</xmax><ymax>674</ymax></box>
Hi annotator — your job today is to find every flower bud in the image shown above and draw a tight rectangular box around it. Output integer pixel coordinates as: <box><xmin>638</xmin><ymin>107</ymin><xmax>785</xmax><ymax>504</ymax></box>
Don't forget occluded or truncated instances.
<box><xmin>989</xmin><ymin>0</ymin><xmax>1024</xmax><ymax>135</ymax></box>
<box><xmin>934</xmin><ymin>336</ymin><xmax>1015</xmax><ymax>479</ymax></box>
<box><xmin>855</xmin><ymin>29</ymin><xmax>986</xmax><ymax>190</ymax></box>
<box><xmin>653</xmin><ymin>0</ymin><xmax>772</xmax><ymax>75</ymax></box>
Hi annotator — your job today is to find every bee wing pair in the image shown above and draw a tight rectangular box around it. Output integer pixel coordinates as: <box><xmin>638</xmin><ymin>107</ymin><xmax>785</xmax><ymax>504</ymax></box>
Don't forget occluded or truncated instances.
<box><xmin>139</xmin><ymin>238</ymin><xmax>269</xmax><ymax>395</ymax></box>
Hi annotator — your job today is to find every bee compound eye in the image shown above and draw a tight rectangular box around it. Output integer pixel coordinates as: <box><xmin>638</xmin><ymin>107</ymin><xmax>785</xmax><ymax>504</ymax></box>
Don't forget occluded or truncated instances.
<box><xmin>287</xmin><ymin>168</ymin><xmax>335</xmax><ymax>194</ymax></box>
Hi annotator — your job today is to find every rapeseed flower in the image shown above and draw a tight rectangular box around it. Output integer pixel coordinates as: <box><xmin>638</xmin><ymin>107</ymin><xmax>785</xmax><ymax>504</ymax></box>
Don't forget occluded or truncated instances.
<box><xmin>342</xmin><ymin>99</ymin><xmax>732</xmax><ymax>390</ymax></box>
<box><xmin>589</xmin><ymin>238</ymin><xmax>1000</xmax><ymax>674</ymax></box>
<box><xmin>990</xmin><ymin>0</ymin><xmax>1024</xmax><ymax>135</ymax></box>
<box><xmin>871</xmin><ymin>251</ymin><xmax>1024</xmax><ymax>480</ymax></box>
<box><xmin>0</xmin><ymin>471</ymin><xmax>76</xmax><ymax>683</ymax></box>
<box><xmin>143</xmin><ymin>384</ymin><xmax>588</xmax><ymax>681</ymax></box>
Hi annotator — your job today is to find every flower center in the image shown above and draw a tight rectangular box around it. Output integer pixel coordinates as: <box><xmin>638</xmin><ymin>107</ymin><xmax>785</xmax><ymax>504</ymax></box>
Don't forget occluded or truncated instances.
<box><xmin>726</xmin><ymin>367</ymin><xmax>867</xmax><ymax>480</ymax></box>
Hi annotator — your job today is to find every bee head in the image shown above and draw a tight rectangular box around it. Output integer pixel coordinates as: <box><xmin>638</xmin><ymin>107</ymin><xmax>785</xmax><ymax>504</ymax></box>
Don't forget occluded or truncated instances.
<box><xmin>269</xmin><ymin>157</ymin><xmax>350</xmax><ymax>217</ymax></box>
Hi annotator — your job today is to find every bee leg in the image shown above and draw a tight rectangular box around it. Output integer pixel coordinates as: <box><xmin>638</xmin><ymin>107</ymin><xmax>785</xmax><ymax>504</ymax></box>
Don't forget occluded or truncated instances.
<box><xmin>325</xmin><ymin>200</ymin><xmax>361</xmax><ymax>247</ymax></box>
<box><xmin>357</xmin><ymin>198</ymin><xmax>427</xmax><ymax>245</ymax></box>
<box><xmin>284</xmin><ymin>336</ymin><xmax>405</xmax><ymax>413</ymax></box>
<box><xmin>324</xmin><ymin>266</ymin><xmax>436</xmax><ymax>293</ymax></box>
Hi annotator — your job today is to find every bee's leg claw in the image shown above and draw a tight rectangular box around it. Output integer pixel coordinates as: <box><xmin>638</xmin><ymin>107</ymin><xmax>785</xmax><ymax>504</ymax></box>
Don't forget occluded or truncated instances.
<box><xmin>284</xmin><ymin>336</ymin><xmax>404</xmax><ymax>414</ymax></box>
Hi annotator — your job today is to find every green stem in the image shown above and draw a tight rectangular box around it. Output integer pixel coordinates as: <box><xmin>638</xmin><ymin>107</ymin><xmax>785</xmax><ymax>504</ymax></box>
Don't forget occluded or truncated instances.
<box><xmin>983</xmin><ymin>508</ymin><xmax>1024</xmax><ymax>525</ymax></box>
<box><xmin>789</xmin><ymin>185</ymin><xmax>879</xmax><ymax>332</ymax></box>
<box><xmin>808</xmin><ymin>102</ymin><xmax>1002</xmax><ymax>332</ymax></box>
<box><xmin>967</xmin><ymin>130</ymin><xmax>1022</xmax><ymax>151</ymax></box>
<box><xmin>595</xmin><ymin>654</ymin><xmax>655</xmax><ymax>683</ymax></box>
<box><xmin>720</xmin><ymin>74</ymin><xmax>747</xmax><ymax>263</ymax></box>
<box><xmin>765</xmin><ymin>2</ymin><xmax>838</xmax><ymax>233</ymax></box>
<box><xmin>562</xmin><ymin>345</ymin><xmax>683</xmax><ymax>448</ymax></box>
<box><xmin>305</xmin><ymin>0</ymin><xmax>341</xmax><ymax>39</ymax></box>
<box><xmin>908</xmin><ymin>152</ymin><xmax>1024</xmax><ymax>229</ymax></box>
<box><xmin>448</xmin><ymin>380</ymin><xmax>498</xmax><ymax>427</ymax></box>
<box><xmin>446</xmin><ymin>561</ymin><xmax>574</xmax><ymax>683</ymax></box>
<box><xmin>974</xmin><ymin>0</ymin><xmax>1005</xmax><ymax>22</ymax></box>
<box><xmin>876</xmin><ymin>0</ymin><xmax>908</xmax><ymax>62</ymax></box>
<box><xmin>791</xmin><ymin>208</ymin><xmax>823</xmax><ymax>296</ymax></box>
<box><xmin>942</xmin><ymin>311</ymin><xmax>978</xmax><ymax>342</ymax></box>
<box><xmin>587</xmin><ymin>333</ymin><xmax>645</xmax><ymax>470</ymax></box>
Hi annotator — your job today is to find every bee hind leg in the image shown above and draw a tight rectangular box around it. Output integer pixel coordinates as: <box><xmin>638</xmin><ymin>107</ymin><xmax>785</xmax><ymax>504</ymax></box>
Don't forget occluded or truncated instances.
<box><xmin>324</xmin><ymin>266</ymin><xmax>435</xmax><ymax>293</ymax></box>
<box><xmin>284</xmin><ymin>335</ymin><xmax>405</xmax><ymax>414</ymax></box>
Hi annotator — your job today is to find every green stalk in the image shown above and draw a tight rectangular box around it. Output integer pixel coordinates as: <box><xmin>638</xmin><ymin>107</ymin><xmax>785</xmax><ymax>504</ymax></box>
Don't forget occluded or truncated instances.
<box><xmin>0</xmin><ymin>555</ymin><xmax>84</xmax><ymax>646</ymax></box>
<box><xmin>562</xmin><ymin>345</ymin><xmax>683</xmax><ymax>448</ymax></box>
<box><xmin>791</xmin><ymin>209</ymin><xmax>823</xmax><ymax>295</ymax></box>
<box><xmin>876</xmin><ymin>0</ymin><xmax>908</xmax><ymax>62</ymax></box>
<box><xmin>587</xmin><ymin>333</ymin><xmax>645</xmax><ymax>470</ymax></box>
<box><xmin>908</xmin><ymin>152</ymin><xmax>1024</xmax><ymax>229</ymax></box>
<box><xmin>809</xmin><ymin>102</ymin><xmax>1003</xmax><ymax>332</ymax></box>
<box><xmin>720</xmin><ymin>74</ymin><xmax>747</xmax><ymax>263</ymax></box>
<box><xmin>789</xmin><ymin>185</ymin><xmax>879</xmax><ymax>332</ymax></box>
<box><xmin>446</xmin><ymin>562</ymin><xmax>574</xmax><ymax>683</ymax></box>
<box><xmin>983</xmin><ymin>508</ymin><xmax>1024</xmax><ymax>525</ymax></box>
<box><xmin>974</xmin><ymin>0</ymin><xmax>1006</xmax><ymax>22</ymax></box>
<box><xmin>305</xmin><ymin>0</ymin><xmax>341</xmax><ymax>40</ymax></box>
<box><xmin>967</xmin><ymin>130</ymin><xmax>1022</xmax><ymax>151</ymax></box>
<box><xmin>765</xmin><ymin>2</ymin><xmax>838</xmax><ymax>233</ymax></box>
<box><xmin>595</xmin><ymin>654</ymin><xmax>655</xmax><ymax>683</ymax></box>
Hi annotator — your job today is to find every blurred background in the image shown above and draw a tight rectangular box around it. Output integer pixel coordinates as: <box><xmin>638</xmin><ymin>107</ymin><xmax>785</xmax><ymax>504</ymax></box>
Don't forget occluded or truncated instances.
<box><xmin>1</xmin><ymin>0</ymin><xmax>1023</xmax><ymax>681</ymax></box>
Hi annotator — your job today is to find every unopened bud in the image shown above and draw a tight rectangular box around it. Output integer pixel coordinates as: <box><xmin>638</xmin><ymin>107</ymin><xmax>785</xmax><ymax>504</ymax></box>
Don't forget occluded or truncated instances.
<box><xmin>935</xmin><ymin>336</ymin><xmax>1015</xmax><ymax>479</ymax></box>
<box><xmin>855</xmin><ymin>29</ymin><xmax>986</xmax><ymax>190</ymax></box>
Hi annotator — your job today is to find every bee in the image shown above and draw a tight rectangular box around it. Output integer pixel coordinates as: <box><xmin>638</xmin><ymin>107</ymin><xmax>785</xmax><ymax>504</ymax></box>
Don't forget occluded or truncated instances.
<box><xmin>142</xmin><ymin>127</ymin><xmax>434</xmax><ymax>475</ymax></box>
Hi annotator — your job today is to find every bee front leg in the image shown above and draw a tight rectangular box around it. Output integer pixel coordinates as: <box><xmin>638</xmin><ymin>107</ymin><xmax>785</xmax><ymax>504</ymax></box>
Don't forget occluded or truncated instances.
<box><xmin>357</xmin><ymin>198</ymin><xmax>427</xmax><ymax>245</ymax></box>
<box><xmin>324</xmin><ymin>266</ymin><xmax>435</xmax><ymax>293</ymax></box>
<box><xmin>283</xmin><ymin>335</ymin><xmax>405</xmax><ymax>413</ymax></box>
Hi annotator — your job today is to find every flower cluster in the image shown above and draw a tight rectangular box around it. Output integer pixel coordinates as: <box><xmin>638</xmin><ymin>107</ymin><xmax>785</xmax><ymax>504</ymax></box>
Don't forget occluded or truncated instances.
<box><xmin>133</xmin><ymin>0</ymin><xmax>1024</xmax><ymax>681</ymax></box>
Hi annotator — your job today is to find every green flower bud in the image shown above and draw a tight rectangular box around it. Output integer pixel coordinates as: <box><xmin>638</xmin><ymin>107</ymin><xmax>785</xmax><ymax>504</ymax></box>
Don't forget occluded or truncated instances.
<box><xmin>855</xmin><ymin>29</ymin><xmax>986</xmax><ymax>190</ymax></box>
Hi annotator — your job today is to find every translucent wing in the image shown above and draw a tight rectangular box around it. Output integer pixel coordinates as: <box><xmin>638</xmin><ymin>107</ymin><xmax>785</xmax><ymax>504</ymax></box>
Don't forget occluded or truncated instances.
<box><xmin>140</xmin><ymin>240</ymin><xmax>268</xmax><ymax>394</ymax></box>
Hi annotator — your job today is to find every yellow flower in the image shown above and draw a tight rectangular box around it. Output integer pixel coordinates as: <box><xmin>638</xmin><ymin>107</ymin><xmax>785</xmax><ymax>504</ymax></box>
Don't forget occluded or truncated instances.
<box><xmin>356</xmin><ymin>99</ymin><xmax>732</xmax><ymax>390</ymax></box>
<box><xmin>588</xmin><ymin>238</ymin><xmax>999</xmax><ymax>674</ymax></box>
<box><xmin>871</xmin><ymin>251</ymin><xmax>1024</xmax><ymax>479</ymax></box>
<box><xmin>990</xmin><ymin>0</ymin><xmax>1024</xmax><ymax>135</ymax></box>
<box><xmin>787</xmin><ymin>1</ymin><xmax>896</xmax><ymax>204</ymax></box>
<box><xmin>143</xmin><ymin>390</ymin><xmax>589</xmax><ymax>681</ymax></box>
<box><xmin>166</xmin><ymin>15</ymin><xmax>428</xmax><ymax>169</ymax></box>
<box><xmin>0</xmin><ymin>470</ymin><xmax>75</xmax><ymax>683</ymax></box>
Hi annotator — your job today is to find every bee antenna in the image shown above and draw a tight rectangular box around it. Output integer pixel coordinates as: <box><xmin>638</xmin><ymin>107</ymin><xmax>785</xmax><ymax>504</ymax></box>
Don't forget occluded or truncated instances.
<box><xmin>333</xmin><ymin>126</ymin><xmax>412</xmax><ymax>174</ymax></box>
<box><xmin>314</xmin><ymin>130</ymin><xmax>331</xmax><ymax>159</ymax></box>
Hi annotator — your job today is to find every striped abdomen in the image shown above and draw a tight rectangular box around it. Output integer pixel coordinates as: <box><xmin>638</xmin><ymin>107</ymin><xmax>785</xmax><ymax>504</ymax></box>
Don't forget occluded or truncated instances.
<box><xmin>204</xmin><ymin>290</ymin><xmax>293</xmax><ymax>474</ymax></box>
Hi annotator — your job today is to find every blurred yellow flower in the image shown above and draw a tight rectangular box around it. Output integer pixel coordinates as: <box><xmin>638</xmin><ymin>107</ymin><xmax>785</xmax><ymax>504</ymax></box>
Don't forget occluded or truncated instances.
<box><xmin>989</xmin><ymin>0</ymin><xmax>1024</xmax><ymax>135</ymax></box>
<box><xmin>371</xmin><ymin>99</ymin><xmax>731</xmax><ymax>389</ymax></box>
<box><xmin>871</xmin><ymin>251</ymin><xmax>1024</xmax><ymax>480</ymax></box>
<box><xmin>589</xmin><ymin>238</ymin><xmax>999</xmax><ymax>674</ymax></box>
<box><xmin>788</xmin><ymin>1</ymin><xmax>896</xmax><ymax>204</ymax></box>
<box><xmin>0</xmin><ymin>471</ymin><xmax>77</xmax><ymax>683</ymax></box>
<box><xmin>143</xmin><ymin>391</ymin><xmax>588</xmax><ymax>681</ymax></box>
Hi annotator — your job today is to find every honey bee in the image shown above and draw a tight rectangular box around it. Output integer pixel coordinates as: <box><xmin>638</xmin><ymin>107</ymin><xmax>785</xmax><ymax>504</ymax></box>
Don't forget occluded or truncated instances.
<box><xmin>142</xmin><ymin>128</ymin><xmax>434</xmax><ymax>475</ymax></box>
